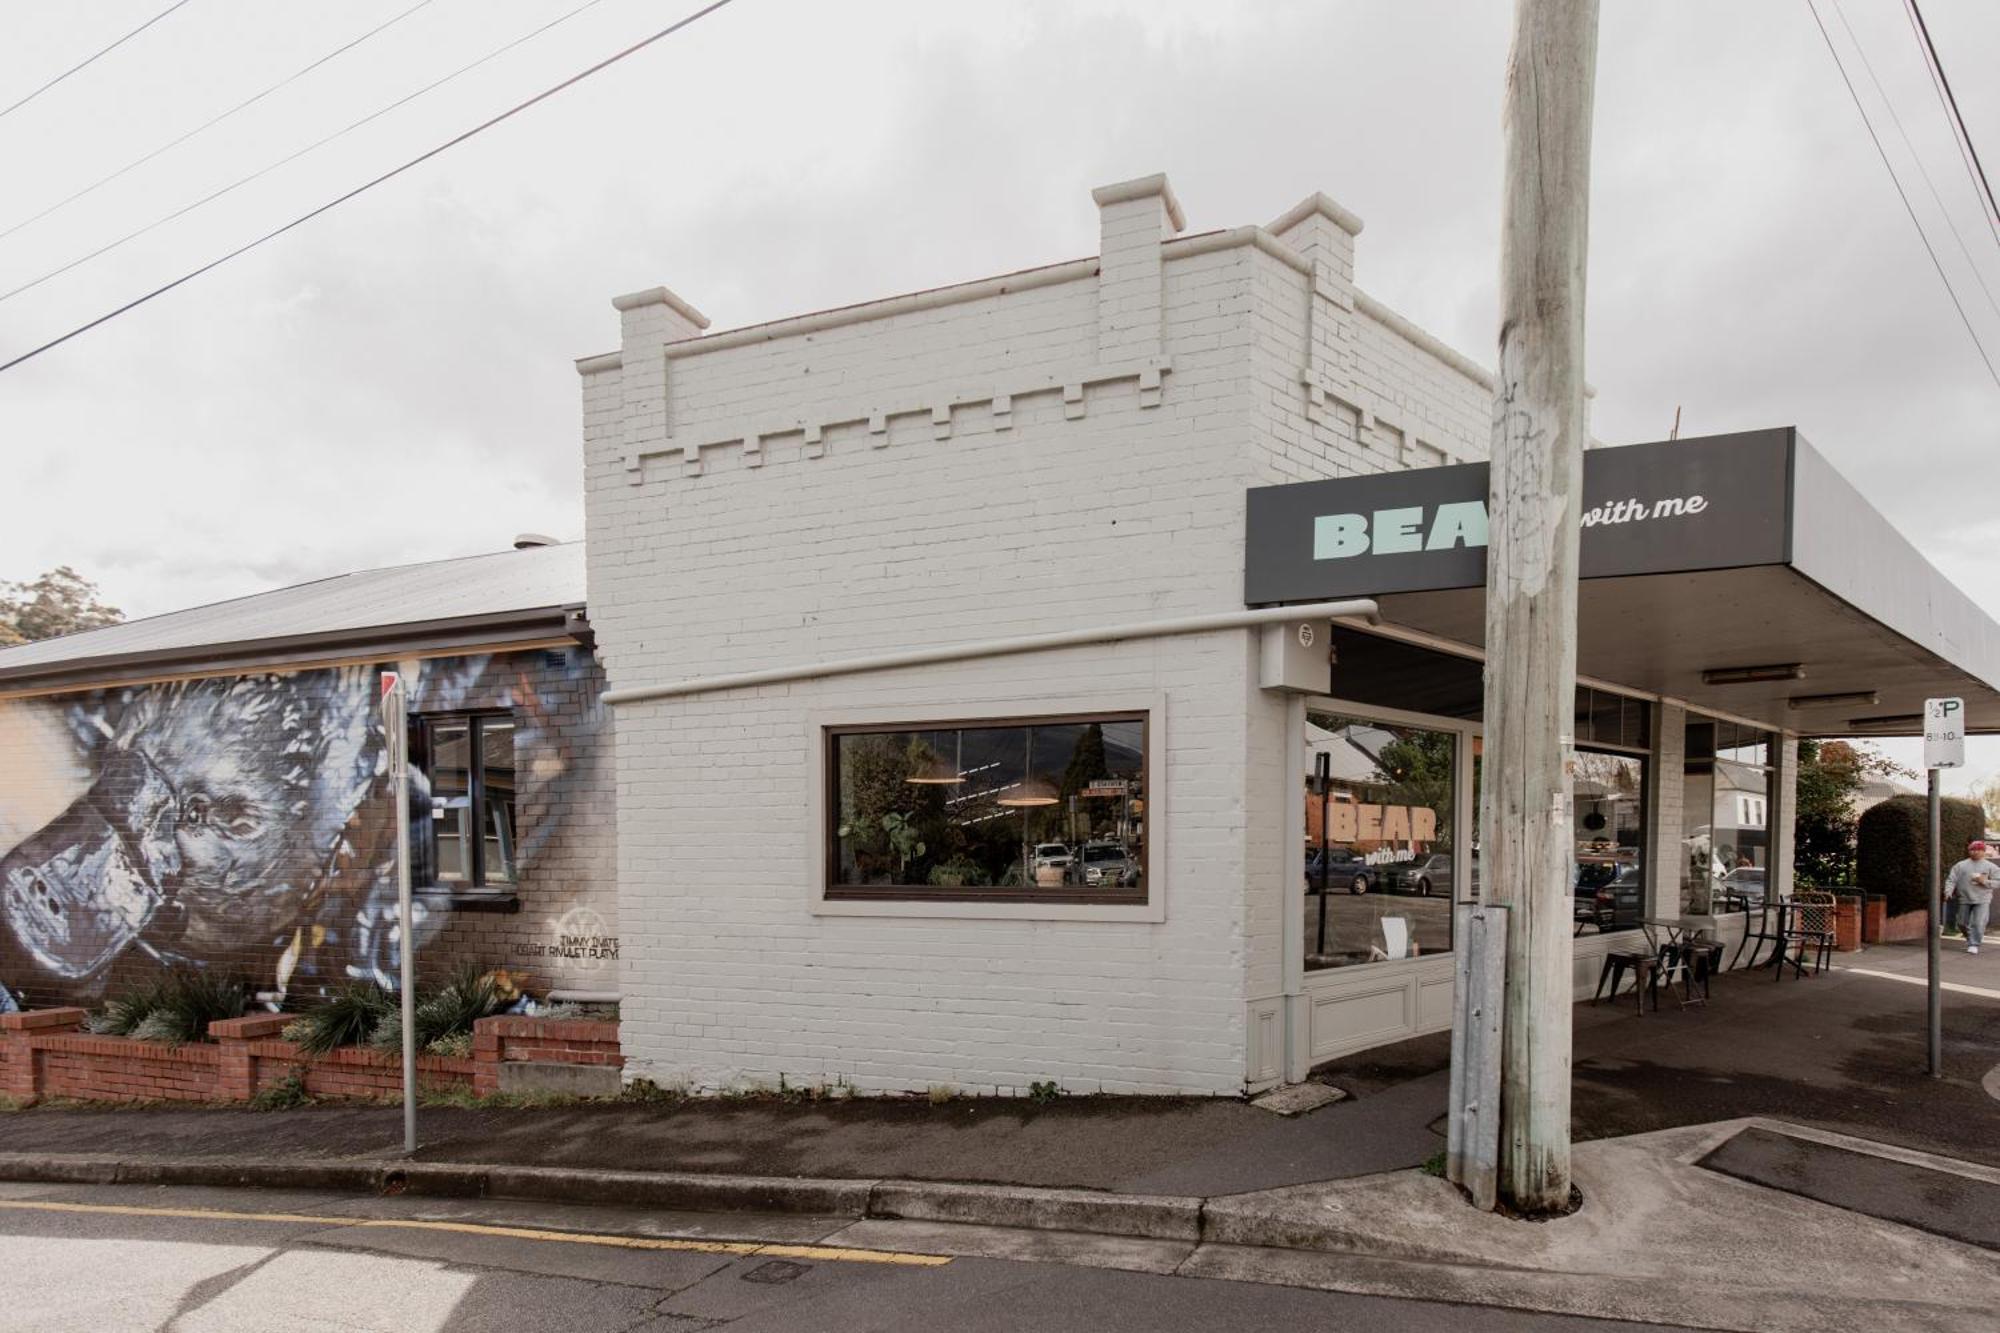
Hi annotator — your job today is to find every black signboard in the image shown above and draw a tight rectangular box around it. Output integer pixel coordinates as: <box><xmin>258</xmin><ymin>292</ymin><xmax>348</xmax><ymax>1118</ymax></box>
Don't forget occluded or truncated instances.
<box><xmin>1244</xmin><ymin>429</ymin><xmax>1795</xmax><ymax>604</ymax></box>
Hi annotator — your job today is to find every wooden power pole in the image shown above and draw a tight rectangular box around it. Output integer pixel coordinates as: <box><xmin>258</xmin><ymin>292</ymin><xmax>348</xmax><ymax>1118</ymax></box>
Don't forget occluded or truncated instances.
<box><xmin>1481</xmin><ymin>0</ymin><xmax>1600</xmax><ymax>1216</ymax></box>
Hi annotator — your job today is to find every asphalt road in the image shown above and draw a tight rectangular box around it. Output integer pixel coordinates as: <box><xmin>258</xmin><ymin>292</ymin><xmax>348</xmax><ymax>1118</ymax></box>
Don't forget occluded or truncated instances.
<box><xmin>0</xmin><ymin>1182</ymin><xmax>1672</xmax><ymax>1332</ymax></box>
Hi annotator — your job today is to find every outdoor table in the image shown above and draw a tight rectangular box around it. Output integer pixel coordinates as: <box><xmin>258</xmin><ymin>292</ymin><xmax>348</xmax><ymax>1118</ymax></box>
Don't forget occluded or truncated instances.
<box><xmin>1644</xmin><ymin>918</ymin><xmax>1725</xmax><ymax>1004</ymax></box>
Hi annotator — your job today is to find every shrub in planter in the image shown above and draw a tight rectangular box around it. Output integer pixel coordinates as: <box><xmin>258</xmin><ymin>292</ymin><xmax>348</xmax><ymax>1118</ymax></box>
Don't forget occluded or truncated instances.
<box><xmin>1857</xmin><ymin>794</ymin><xmax>1985</xmax><ymax>916</ymax></box>
<box><xmin>370</xmin><ymin>961</ymin><xmax>506</xmax><ymax>1054</ymax></box>
<box><xmin>88</xmin><ymin>968</ymin><xmax>247</xmax><ymax>1044</ymax></box>
<box><xmin>290</xmin><ymin>981</ymin><xmax>395</xmax><ymax>1055</ymax></box>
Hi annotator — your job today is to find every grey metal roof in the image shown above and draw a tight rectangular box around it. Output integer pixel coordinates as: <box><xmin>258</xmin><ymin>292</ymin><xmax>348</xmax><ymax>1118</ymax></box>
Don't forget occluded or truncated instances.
<box><xmin>0</xmin><ymin>542</ymin><xmax>586</xmax><ymax>692</ymax></box>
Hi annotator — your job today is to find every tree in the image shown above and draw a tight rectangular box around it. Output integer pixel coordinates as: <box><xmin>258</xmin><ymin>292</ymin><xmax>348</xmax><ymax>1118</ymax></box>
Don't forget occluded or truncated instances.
<box><xmin>0</xmin><ymin>566</ymin><xmax>122</xmax><ymax>644</ymax></box>
<box><xmin>1858</xmin><ymin>793</ymin><xmax>1986</xmax><ymax>915</ymax></box>
<box><xmin>1794</xmin><ymin>739</ymin><xmax>1915</xmax><ymax>887</ymax></box>
<box><xmin>1970</xmin><ymin>774</ymin><xmax>2000</xmax><ymax>833</ymax></box>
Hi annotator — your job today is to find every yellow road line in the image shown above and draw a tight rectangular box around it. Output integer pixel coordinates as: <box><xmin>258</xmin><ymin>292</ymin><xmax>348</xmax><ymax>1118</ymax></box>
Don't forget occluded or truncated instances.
<box><xmin>0</xmin><ymin>1198</ymin><xmax>949</xmax><ymax>1267</ymax></box>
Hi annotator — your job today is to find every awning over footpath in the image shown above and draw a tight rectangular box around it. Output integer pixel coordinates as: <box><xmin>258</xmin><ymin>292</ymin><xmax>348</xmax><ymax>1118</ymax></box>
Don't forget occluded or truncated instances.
<box><xmin>1246</xmin><ymin>428</ymin><xmax>2000</xmax><ymax>735</ymax></box>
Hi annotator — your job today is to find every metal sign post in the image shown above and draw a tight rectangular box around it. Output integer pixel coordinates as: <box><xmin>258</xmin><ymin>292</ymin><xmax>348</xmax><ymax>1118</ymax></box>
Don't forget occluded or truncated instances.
<box><xmin>1923</xmin><ymin>697</ymin><xmax>1962</xmax><ymax>1080</ymax></box>
<box><xmin>380</xmin><ymin>671</ymin><xmax>418</xmax><ymax>1152</ymax></box>
<box><xmin>1446</xmin><ymin>902</ymin><xmax>1508</xmax><ymax>1211</ymax></box>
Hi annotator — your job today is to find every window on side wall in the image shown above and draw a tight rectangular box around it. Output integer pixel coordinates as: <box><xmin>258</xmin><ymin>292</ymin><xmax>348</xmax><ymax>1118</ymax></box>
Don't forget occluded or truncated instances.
<box><xmin>1303</xmin><ymin>712</ymin><xmax>1457</xmax><ymax>969</ymax></box>
<box><xmin>824</xmin><ymin>713</ymin><xmax>1148</xmax><ymax>902</ymax></box>
<box><xmin>412</xmin><ymin>713</ymin><xmax>518</xmax><ymax>892</ymax></box>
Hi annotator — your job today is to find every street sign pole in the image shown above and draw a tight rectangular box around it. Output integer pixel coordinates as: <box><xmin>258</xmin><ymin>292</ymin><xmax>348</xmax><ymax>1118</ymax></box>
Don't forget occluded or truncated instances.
<box><xmin>1928</xmin><ymin>766</ymin><xmax>1942</xmax><ymax>1078</ymax></box>
<box><xmin>1923</xmin><ymin>697</ymin><xmax>1963</xmax><ymax>1080</ymax></box>
<box><xmin>380</xmin><ymin>671</ymin><xmax>418</xmax><ymax>1152</ymax></box>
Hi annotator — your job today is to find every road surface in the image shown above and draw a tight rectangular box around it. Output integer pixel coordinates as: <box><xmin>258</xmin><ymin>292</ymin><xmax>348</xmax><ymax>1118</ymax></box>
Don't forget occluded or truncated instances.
<box><xmin>0</xmin><ymin>1180</ymin><xmax>1672</xmax><ymax>1331</ymax></box>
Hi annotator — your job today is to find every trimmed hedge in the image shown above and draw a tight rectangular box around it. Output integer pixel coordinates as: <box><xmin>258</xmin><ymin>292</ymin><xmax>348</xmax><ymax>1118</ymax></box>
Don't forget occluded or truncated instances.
<box><xmin>1856</xmin><ymin>794</ymin><xmax>1985</xmax><ymax>916</ymax></box>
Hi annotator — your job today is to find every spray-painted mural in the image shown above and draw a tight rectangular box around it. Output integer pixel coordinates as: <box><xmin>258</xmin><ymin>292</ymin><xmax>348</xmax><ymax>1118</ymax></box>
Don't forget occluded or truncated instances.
<box><xmin>0</xmin><ymin>650</ymin><xmax>612</xmax><ymax>1011</ymax></box>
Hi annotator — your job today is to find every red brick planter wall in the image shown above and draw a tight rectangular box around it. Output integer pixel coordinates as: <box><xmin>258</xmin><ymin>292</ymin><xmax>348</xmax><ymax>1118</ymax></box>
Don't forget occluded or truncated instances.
<box><xmin>472</xmin><ymin>1015</ymin><xmax>622</xmax><ymax>1097</ymax></box>
<box><xmin>1880</xmin><ymin>908</ymin><xmax>1932</xmax><ymax>943</ymax></box>
<box><xmin>0</xmin><ymin>1008</ymin><xmax>616</xmax><ymax>1105</ymax></box>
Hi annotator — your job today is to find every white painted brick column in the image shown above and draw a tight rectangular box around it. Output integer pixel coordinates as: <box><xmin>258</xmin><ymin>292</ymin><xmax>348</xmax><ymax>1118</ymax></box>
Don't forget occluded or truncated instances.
<box><xmin>613</xmin><ymin>285</ymin><xmax>709</xmax><ymax>476</ymax></box>
<box><xmin>1646</xmin><ymin>701</ymin><xmax>1687</xmax><ymax>917</ymax></box>
<box><xmin>1772</xmin><ymin>734</ymin><xmax>1800</xmax><ymax>900</ymax></box>
<box><xmin>1091</xmin><ymin>173</ymin><xmax>1184</xmax><ymax>361</ymax></box>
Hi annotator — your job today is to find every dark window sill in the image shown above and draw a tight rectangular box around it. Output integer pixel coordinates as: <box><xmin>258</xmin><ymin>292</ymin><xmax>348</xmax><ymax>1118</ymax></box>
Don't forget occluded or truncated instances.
<box><xmin>415</xmin><ymin>885</ymin><xmax>521</xmax><ymax>913</ymax></box>
<box><xmin>823</xmin><ymin>886</ymin><xmax>1147</xmax><ymax>907</ymax></box>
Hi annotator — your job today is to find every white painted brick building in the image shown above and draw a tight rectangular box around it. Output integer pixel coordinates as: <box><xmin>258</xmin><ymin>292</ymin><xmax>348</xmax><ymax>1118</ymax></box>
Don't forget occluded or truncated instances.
<box><xmin>577</xmin><ymin>173</ymin><xmax>2000</xmax><ymax>1096</ymax></box>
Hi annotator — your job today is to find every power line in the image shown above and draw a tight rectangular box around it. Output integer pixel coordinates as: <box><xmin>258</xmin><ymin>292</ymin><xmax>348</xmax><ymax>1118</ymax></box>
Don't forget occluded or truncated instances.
<box><xmin>0</xmin><ymin>0</ymin><xmax>739</xmax><ymax>375</ymax></box>
<box><xmin>1830</xmin><ymin>0</ymin><xmax>2000</xmax><ymax>323</ymax></box>
<box><xmin>1806</xmin><ymin>0</ymin><xmax>2000</xmax><ymax>390</ymax></box>
<box><xmin>1902</xmin><ymin>0</ymin><xmax>2000</xmax><ymax>237</ymax></box>
<box><xmin>0</xmin><ymin>0</ymin><xmax>619</xmax><ymax>306</ymax></box>
<box><xmin>0</xmin><ymin>0</ymin><xmax>438</xmax><ymax>243</ymax></box>
<box><xmin>0</xmin><ymin>0</ymin><xmax>196</xmax><ymax>124</ymax></box>
<box><xmin>1905</xmin><ymin>0</ymin><xmax>2000</xmax><ymax>224</ymax></box>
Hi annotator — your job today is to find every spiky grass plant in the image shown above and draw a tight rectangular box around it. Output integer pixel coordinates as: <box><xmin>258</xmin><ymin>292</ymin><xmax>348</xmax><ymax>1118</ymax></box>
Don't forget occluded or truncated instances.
<box><xmin>146</xmin><ymin>968</ymin><xmax>248</xmax><ymax>1044</ymax></box>
<box><xmin>369</xmin><ymin>961</ymin><xmax>505</xmax><ymax>1053</ymax></box>
<box><xmin>88</xmin><ymin>980</ymin><xmax>167</xmax><ymax>1036</ymax></box>
<box><xmin>290</xmin><ymin>980</ymin><xmax>394</xmax><ymax>1055</ymax></box>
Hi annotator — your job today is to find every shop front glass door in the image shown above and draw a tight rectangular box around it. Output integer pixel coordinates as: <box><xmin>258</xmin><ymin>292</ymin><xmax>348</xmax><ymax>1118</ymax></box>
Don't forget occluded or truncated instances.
<box><xmin>1303</xmin><ymin>712</ymin><xmax>1456</xmax><ymax>970</ymax></box>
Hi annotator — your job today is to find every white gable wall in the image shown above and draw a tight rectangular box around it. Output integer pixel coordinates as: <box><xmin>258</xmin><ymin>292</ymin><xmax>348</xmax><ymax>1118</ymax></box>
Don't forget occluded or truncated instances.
<box><xmin>580</xmin><ymin>175</ymin><xmax>1506</xmax><ymax>1095</ymax></box>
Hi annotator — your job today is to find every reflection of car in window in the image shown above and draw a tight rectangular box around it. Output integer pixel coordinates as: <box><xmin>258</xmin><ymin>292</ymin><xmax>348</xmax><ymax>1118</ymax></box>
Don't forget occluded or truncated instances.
<box><xmin>1079</xmin><ymin>842</ymin><xmax>1140</xmax><ymax>887</ymax></box>
<box><xmin>1573</xmin><ymin>862</ymin><xmax>1644</xmax><ymax>931</ymax></box>
<box><xmin>1305</xmin><ymin>847</ymin><xmax>1373</xmax><ymax>894</ymax></box>
<box><xmin>1387</xmin><ymin>853</ymin><xmax>1452</xmax><ymax>896</ymax></box>
<box><xmin>1032</xmin><ymin>843</ymin><xmax>1072</xmax><ymax>871</ymax></box>
<box><xmin>1718</xmin><ymin>866</ymin><xmax>1766</xmax><ymax>906</ymax></box>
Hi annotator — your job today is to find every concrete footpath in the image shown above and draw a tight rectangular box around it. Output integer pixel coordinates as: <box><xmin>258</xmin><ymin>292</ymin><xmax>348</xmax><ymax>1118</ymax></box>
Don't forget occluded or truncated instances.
<box><xmin>2</xmin><ymin>952</ymin><xmax>1995</xmax><ymax>1328</ymax></box>
<box><xmin>1</xmin><ymin>1114</ymin><xmax>1993</xmax><ymax>1331</ymax></box>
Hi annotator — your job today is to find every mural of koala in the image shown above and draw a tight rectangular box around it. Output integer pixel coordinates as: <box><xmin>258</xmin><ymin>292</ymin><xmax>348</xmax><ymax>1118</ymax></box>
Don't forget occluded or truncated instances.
<box><xmin>0</xmin><ymin>648</ymin><xmax>611</xmax><ymax>1013</ymax></box>
<box><xmin>0</xmin><ymin>668</ymin><xmax>394</xmax><ymax>1007</ymax></box>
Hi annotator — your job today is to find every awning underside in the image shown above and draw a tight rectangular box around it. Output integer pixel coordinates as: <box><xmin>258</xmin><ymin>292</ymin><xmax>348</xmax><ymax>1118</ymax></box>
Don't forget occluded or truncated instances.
<box><xmin>1369</xmin><ymin>564</ymin><xmax>2000</xmax><ymax>737</ymax></box>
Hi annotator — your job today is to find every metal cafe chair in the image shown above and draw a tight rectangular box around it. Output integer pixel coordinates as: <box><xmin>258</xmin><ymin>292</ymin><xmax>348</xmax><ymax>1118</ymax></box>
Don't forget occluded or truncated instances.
<box><xmin>1593</xmin><ymin>931</ymin><xmax>1668</xmax><ymax>1016</ymax></box>
<box><xmin>1776</xmin><ymin>890</ymin><xmax>1837</xmax><ymax>980</ymax></box>
<box><xmin>1732</xmin><ymin>893</ymin><xmax>1784</xmax><ymax>971</ymax></box>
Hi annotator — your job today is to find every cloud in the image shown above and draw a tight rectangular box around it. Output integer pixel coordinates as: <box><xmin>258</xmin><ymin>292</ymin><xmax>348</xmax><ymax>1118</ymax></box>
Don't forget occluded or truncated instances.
<box><xmin>0</xmin><ymin>0</ymin><xmax>1993</xmax><ymax>630</ymax></box>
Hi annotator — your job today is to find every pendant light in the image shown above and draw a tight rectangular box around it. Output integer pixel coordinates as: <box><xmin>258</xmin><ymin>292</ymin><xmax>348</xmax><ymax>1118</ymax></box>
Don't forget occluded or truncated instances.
<box><xmin>997</xmin><ymin>727</ymin><xmax>1059</xmax><ymax>807</ymax></box>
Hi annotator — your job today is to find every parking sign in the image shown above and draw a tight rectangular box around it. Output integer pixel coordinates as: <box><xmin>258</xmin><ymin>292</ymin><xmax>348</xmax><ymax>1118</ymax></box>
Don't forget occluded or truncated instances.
<box><xmin>1924</xmin><ymin>697</ymin><xmax>1965</xmax><ymax>770</ymax></box>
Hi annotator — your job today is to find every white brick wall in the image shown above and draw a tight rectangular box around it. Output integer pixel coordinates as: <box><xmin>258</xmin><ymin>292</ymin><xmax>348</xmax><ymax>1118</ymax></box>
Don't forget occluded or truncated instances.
<box><xmin>582</xmin><ymin>175</ymin><xmax>1508</xmax><ymax>1094</ymax></box>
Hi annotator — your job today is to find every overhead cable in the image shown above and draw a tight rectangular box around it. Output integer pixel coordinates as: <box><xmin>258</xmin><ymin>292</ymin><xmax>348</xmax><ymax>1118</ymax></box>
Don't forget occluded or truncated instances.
<box><xmin>1806</xmin><ymin>0</ymin><xmax>2000</xmax><ymax>390</ymax></box>
<box><xmin>1</xmin><ymin>0</ymin><xmax>618</xmax><ymax>305</ymax></box>
<box><xmin>0</xmin><ymin>0</ymin><xmax>739</xmax><ymax>375</ymax></box>
<box><xmin>1830</xmin><ymin>0</ymin><xmax>2000</xmax><ymax>322</ymax></box>
<box><xmin>0</xmin><ymin>0</ymin><xmax>439</xmax><ymax>243</ymax></box>
<box><xmin>0</xmin><ymin>0</ymin><xmax>197</xmax><ymax>124</ymax></box>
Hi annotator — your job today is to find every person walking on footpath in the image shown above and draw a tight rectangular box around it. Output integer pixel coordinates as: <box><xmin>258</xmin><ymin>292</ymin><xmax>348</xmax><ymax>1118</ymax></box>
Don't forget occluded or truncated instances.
<box><xmin>1945</xmin><ymin>841</ymin><xmax>1995</xmax><ymax>954</ymax></box>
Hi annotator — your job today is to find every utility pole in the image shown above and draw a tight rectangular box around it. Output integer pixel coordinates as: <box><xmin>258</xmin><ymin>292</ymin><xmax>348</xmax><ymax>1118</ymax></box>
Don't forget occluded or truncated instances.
<box><xmin>1480</xmin><ymin>0</ymin><xmax>1599</xmax><ymax>1216</ymax></box>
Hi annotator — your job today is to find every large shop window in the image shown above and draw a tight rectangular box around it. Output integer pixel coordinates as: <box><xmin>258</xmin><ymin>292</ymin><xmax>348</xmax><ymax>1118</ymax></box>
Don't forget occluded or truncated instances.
<box><xmin>826</xmin><ymin>713</ymin><xmax>1148</xmax><ymax>902</ymax></box>
<box><xmin>1682</xmin><ymin>719</ymin><xmax>1774</xmax><ymax>913</ymax></box>
<box><xmin>413</xmin><ymin>714</ymin><xmax>518</xmax><ymax>890</ymax></box>
<box><xmin>1570</xmin><ymin>750</ymin><xmax>1648</xmax><ymax>936</ymax></box>
<box><xmin>1303</xmin><ymin>713</ymin><xmax>1457</xmax><ymax>970</ymax></box>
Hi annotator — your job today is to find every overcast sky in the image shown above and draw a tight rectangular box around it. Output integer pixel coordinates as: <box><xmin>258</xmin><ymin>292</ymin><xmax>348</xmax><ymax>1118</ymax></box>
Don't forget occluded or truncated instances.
<box><xmin>1</xmin><ymin>0</ymin><xmax>1996</xmax><ymax>789</ymax></box>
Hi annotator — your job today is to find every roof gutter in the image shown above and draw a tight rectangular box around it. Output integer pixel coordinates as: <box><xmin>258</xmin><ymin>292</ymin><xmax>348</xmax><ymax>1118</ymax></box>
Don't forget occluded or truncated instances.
<box><xmin>603</xmin><ymin>598</ymin><xmax>1381</xmax><ymax>707</ymax></box>
<box><xmin>0</xmin><ymin>604</ymin><xmax>590</xmax><ymax>698</ymax></box>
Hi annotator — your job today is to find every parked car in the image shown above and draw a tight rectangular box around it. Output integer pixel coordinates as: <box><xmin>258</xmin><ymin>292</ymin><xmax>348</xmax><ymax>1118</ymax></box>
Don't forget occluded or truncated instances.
<box><xmin>1574</xmin><ymin>862</ymin><xmax>1644</xmax><ymax>932</ymax></box>
<box><xmin>1079</xmin><ymin>842</ymin><xmax>1139</xmax><ymax>887</ymax></box>
<box><xmin>1386</xmin><ymin>853</ymin><xmax>1452</xmax><ymax>897</ymax></box>
<box><xmin>1305</xmin><ymin>847</ymin><xmax>1374</xmax><ymax>894</ymax></box>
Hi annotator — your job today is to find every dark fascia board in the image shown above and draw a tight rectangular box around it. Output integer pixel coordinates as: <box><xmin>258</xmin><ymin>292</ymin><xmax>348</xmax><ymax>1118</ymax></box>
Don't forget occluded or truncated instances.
<box><xmin>0</xmin><ymin>604</ymin><xmax>589</xmax><ymax>697</ymax></box>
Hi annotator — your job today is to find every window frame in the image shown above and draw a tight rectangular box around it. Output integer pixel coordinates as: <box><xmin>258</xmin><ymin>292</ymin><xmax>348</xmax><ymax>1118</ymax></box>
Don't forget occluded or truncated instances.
<box><xmin>411</xmin><ymin>709</ymin><xmax>518</xmax><ymax>892</ymax></box>
<box><xmin>808</xmin><ymin>696</ymin><xmax>1168</xmax><ymax>923</ymax></box>
<box><xmin>1570</xmin><ymin>743</ymin><xmax>1652</xmax><ymax>938</ymax></box>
